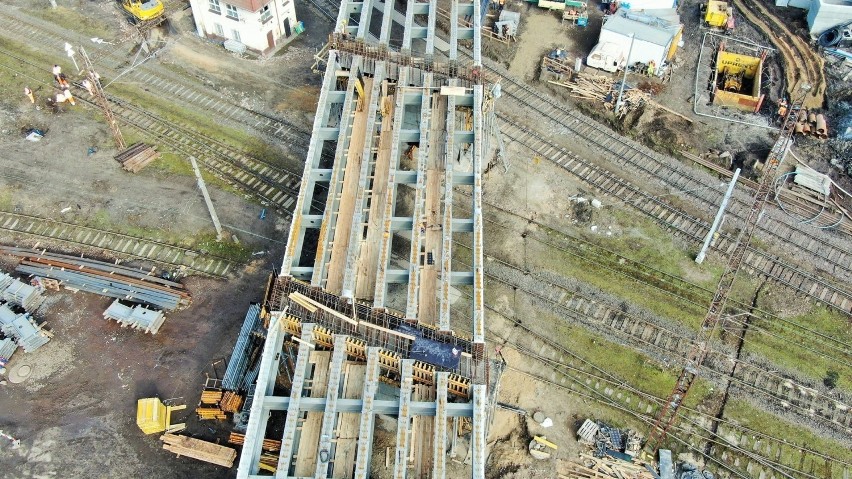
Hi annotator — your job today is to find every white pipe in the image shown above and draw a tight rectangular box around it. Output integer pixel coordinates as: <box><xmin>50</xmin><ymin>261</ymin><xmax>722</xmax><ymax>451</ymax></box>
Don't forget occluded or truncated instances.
<box><xmin>696</xmin><ymin>167</ymin><xmax>740</xmax><ymax>264</ymax></box>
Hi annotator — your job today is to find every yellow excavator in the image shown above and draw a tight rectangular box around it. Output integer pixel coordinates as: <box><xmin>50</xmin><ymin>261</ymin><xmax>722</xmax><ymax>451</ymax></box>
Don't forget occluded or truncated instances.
<box><xmin>121</xmin><ymin>0</ymin><xmax>165</xmax><ymax>23</ymax></box>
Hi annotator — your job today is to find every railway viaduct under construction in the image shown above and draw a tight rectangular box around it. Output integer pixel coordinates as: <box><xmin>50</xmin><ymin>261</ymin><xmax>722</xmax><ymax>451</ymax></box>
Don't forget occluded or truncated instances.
<box><xmin>237</xmin><ymin>0</ymin><xmax>499</xmax><ymax>477</ymax></box>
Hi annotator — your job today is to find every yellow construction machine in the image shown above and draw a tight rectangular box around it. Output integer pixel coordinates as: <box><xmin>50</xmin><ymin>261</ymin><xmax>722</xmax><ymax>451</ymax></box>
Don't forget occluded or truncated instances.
<box><xmin>701</xmin><ymin>0</ymin><xmax>734</xmax><ymax>32</ymax></box>
<box><xmin>121</xmin><ymin>0</ymin><xmax>165</xmax><ymax>24</ymax></box>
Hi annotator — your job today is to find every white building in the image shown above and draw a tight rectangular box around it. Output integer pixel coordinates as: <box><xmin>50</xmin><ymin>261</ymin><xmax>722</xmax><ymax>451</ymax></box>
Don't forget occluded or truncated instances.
<box><xmin>188</xmin><ymin>0</ymin><xmax>299</xmax><ymax>54</ymax></box>
<box><xmin>591</xmin><ymin>8</ymin><xmax>682</xmax><ymax>69</ymax></box>
<box><xmin>806</xmin><ymin>0</ymin><xmax>852</xmax><ymax>35</ymax></box>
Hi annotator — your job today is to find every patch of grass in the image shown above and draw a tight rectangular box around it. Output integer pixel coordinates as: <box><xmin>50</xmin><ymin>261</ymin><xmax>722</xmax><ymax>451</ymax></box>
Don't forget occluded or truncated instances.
<box><xmin>193</xmin><ymin>233</ymin><xmax>252</xmax><ymax>263</ymax></box>
<box><xmin>27</xmin><ymin>6</ymin><xmax>114</xmax><ymax>40</ymax></box>
<box><xmin>108</xmin><ymin>82</ymin><xmax>294</xmax><ymax>170</ymax></box>
<box><xmin>744</xmin><ymin>305</ymin><xmax>852</xmax><ymax>394</ymax></box>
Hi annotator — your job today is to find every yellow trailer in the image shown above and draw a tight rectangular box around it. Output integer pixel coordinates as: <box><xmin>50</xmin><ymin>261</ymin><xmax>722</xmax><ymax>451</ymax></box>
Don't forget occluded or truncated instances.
<box><xmin>136</xmin><ymin>397</ymin><xmax>186</xmax><ymax>434</ymax></box>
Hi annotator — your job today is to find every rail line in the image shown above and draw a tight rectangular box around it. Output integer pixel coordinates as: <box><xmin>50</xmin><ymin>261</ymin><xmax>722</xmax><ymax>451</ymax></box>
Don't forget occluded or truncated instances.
<box><xmin>446</xmin><ymin>282</ymin><xmax>852</xmax><ymax>477</ymax></box>
<box><xmin>0</xmin><ymin>8</ymin><xmax>329</xmax><ymax>163</ymax></box>
<box><xmin>450</xmin><ymin>247</ymin><xmax>852</xmax><ymax>439</ymax></box>
<box><xmin>498</xmin><ymin>123</ymin><xmax>852</xmax><ymax>314</ymax></box>
<box><xmin>505</xmin><ymin>344</ymin><xmax>851</xmax><ymax>479</ymax></box>
<box><xmin>453</xmin><ymin>191</ymin><xmax>852</xmax><ymax>362</ymax></box>
<box><xmin>0</xmin><ymin>46</ymin><xmax>312</xmax><ymax>217</ymax></box>
<box><xmin>0</xmin><ymin>210</ymin><xmax>234</xmax><ymax>277</ymax></box>
<box><xmin>474</xmin><ymin>43</ymin><xmax>851</xmax><ymax>284</ymax></box>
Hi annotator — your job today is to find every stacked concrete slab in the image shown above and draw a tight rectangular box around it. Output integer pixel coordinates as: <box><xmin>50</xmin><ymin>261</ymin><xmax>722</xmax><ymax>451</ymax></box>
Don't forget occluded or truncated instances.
<box><xmin>0</xmin><ymin>337</ymin><xmax>16</xmax><ymax>362</ymax></box>
<box><xmin>1</xmin><ymin>275</ymin><xmax>44</xmax><ymax>311</ymax></box>
<box><xmin>0</xmin><ymin>303</ymin><xmax>51</xmax><ymax>352</ymax></box>
<box><xmin>103</xmin><ymin>299</ymin><xmax>166</xmax><ymax>334</ymax></box>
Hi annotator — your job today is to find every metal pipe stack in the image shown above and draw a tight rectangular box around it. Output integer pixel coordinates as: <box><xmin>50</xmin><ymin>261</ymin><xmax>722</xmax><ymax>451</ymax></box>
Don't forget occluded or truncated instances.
<box><xmin>222</xmin><ymin>304</ymin><xmax>262</xmax><ymax>391</ymax></box>
<box><xmin>103</xmin><ymin>299</ymin><xmax>167</xmax><ymax>334</ymax></box>
<box><xmin>2</xmin><ymin>247</ymin><xmax>191</xmax><ymax>311</ymax></box>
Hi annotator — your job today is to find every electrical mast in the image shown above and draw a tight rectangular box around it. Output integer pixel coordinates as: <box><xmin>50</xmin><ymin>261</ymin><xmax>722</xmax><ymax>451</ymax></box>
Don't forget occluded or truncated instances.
<box><xmin>645</xmin><ymin>92</ymin><xmax>804</xmax><ymax>452</ymax></box>
<box><xmin>80</xmin><ymin>47</ymin><xmax>126</xmax><ymax>150</ymax></box>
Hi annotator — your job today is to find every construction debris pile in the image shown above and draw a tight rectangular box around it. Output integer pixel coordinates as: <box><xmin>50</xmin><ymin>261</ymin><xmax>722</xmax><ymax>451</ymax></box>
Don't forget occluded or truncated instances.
<box><xmin>562</xmin><ymin>454</ymin><xmax>655</xmax><ymax>478</ymax></box>
<box><xmin>2</xmin><ymin>247</ymin><xmax>191</xmax><ymax>310</ymax></box>
<box><xmin>103</xmin><ymin>299</ymin><xmax>166</xmax><ymax>334</ymax></box>
<box><xmin>577</xmin><ymin>418</ymin><xmax>642</xmax><ymax>459</ymax></box>
<box><xmin>566</xmin><ymin>73</ymin><xmax>649</xmax><ymax>117</ymax></box>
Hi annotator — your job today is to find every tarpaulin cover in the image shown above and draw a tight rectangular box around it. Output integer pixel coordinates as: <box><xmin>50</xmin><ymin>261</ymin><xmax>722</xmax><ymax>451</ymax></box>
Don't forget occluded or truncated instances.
<box><xmin>397</xmin><ymin>324</ymin><xmax>461</xmax><ymax>370</ymax></box>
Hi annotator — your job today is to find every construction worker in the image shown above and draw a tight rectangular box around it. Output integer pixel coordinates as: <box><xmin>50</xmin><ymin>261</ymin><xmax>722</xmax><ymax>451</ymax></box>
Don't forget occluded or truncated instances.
<box><xmin>57</xmin><ymin>73</ymin><xmax>70</xmax><ymax>89</ymax></box>
<box><xmin>777</xmin><ymin>98</ymin><xmax>788</xmax><ymax>119</ymax></box>
<box><xmin>56</xmin><ymin>89</ymin><xmax>75</xmax><ymax>106</ymax></box>
<box><xmin>52</xmin><ymin>64</ymin><xmax>61</xmax><ymax>82</ymax></box>
<box><xmin>23</xmin><ymin>87</ymin><xmax>34</xmax><ymax>104</ymax></box>
<box><xmin>81</xmin><ymin>79</ymin><xmax>94</xmax><ymax>96</ymax></box>
<box><xmin>498</xmin><ymin>0</ymin><xmax>506</xmax><ymax>11</ymax></box>
<box><xmin>647</xmin><ymin>60</ymin><xmax>656</xmax><ymax>77</ymax></box>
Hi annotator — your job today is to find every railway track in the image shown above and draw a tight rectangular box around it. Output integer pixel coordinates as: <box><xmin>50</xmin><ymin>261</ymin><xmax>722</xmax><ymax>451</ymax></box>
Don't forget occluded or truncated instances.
<box><xmin>0</xmin><ymin>210</ymin><xmax>234</xmax><ymax>277</ymax></box>
<box><xmin>451</xmin><ymin>248</ymin><xmax>852</xmax><ymax>439</ymax></box>
<box><xmin>504</xmin><ymin>337</ymin><xmax>851</xmax><ymax>479</ymax></box>
<box><xmin>494</xmin><ymin>88</ymin><xmax>852</xmax><ymax>281</ymax></box>
<box><xmin>453</xmin><ymin>191</ymin><xmax>852</xmax><ymax>363</ymax></box>
<box><xmin>498</xmin><ymin>123</ymin><xmax>852</xmax><ymax>314</ymax></box>
<box><xmin>0</xmin><ymin>8</ymin><xmax>325</xmax><ymax>162</ymax></box>
<box><xmin>0</xmin><ymin>46</ymin><xmax>304</xmax><ymax>217</ymax></box>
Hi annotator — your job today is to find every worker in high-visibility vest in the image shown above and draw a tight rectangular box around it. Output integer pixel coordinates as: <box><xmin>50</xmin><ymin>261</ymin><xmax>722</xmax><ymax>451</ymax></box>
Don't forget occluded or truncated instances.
<box><xmin>24</xmin><ymin>87</ymin><xmax>35</xmax><ymax>103</ymax></box>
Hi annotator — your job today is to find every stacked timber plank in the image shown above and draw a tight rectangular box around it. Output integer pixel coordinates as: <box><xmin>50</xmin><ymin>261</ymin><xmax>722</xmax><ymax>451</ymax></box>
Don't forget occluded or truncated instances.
<box><xmin>1</xmin><ymin>277</ymin><xmax>45</xmax><ymax>311</ymax></box>
<box><xmin>228</xmin><ymin>432</ymin><xmax>281</xmax><ymax>452</ymax></box>
<box><xmin>196</xmin><ymin>388</ymin><xmax>228</xmax><ymax>420</ymax></box>
<box><xmin>0</xmin><ymin>303</ymin><xmax>52</xmax><ymax>352</ymax></box>
<box><xmin>220</xmin><ymin>391</ymin><xmax>243</xmax><ymax>413</ymax></box>
<box><xmin>115</xmin><ymin>143</ymin><xmax>161</xmax><ymax>173</ymax></box>
<box><xmin>561</xmin><ymin>454</ymin><xmax>655</xmax><ymax>478</ymax></box>
<box><xmin>160</xmin><ymin>433</ymin><xmax>236</xmax><ymax>468</ymax></box>
<box><xmin>2</xmin><ymin>247</ymin><xmax>190</xmax><ymax>310</ymax></box>
<box><xmin>564</xmin><ymin>72</ymin><xmax>649</xmax><ymax>117</ymax></box>
<box><xmin>103</xmin><ymin>299</ymin><xmax>166</xmax><ymax>334</ymax></box>
<box><xmin>222</xmin><ymin>303</ymin><xmax>263</xmax><ymax>390</ymax></box>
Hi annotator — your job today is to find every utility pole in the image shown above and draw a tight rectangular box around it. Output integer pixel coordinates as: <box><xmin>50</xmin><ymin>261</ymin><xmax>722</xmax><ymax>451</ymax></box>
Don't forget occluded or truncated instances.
<box><xmin>190</xmin><ymin>156</ymin><xmax>224</xmax><ymax>241</ymax></box>
<box><xmin>695</xmin><ymin>168</ymin><xmax>740</xmax><ymax>264</ymax></box>
<box><xmin>80</xmin><ymin>47</ymin><xmax>126</xmax><ymax>150</ymax></box>
<box><xmin>614</xmin><ymin>33</ymin><xmax>635</xmax><ymax>115</ymax></box>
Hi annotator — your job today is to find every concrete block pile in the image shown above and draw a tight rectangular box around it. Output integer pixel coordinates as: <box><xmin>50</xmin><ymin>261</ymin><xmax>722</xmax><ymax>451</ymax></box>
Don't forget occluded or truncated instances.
<box><xmin>0</xmin><ymin>303</ymin><xmax>52</xmax><ymax>352</ymax></box>
<box><xmin>103</xmin><ymin>299</ymin><xmax>166</xmax><ymax>334</ymax></box>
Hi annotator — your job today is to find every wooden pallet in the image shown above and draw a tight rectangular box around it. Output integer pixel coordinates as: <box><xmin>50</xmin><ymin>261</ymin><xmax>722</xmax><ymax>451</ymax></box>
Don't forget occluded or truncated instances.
<box><xmin>160</xmin><ymin>433</ymin><xmax>236</xmax><ymax>468</ymax></box>
<box><xmin>196</xmin><ymin>407</ymin><xmax>227</xmax><ymax>420</ymax></box>
<box><xmin>114</xmin><ymin>143</ymin><xmax>160</xmax><ymax>173</ymax></box>
<box><xmin>200</xmin><ymin>389</ymin><xmax>223</xmax><ymax>405</ymax></box>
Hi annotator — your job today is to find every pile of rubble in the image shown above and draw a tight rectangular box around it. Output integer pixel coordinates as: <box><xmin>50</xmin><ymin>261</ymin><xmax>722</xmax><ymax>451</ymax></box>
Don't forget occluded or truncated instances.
<box><xmin>577</xmin><ymin>419</ymin><xmax>642</xmax><ymax>459</ymax></box>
